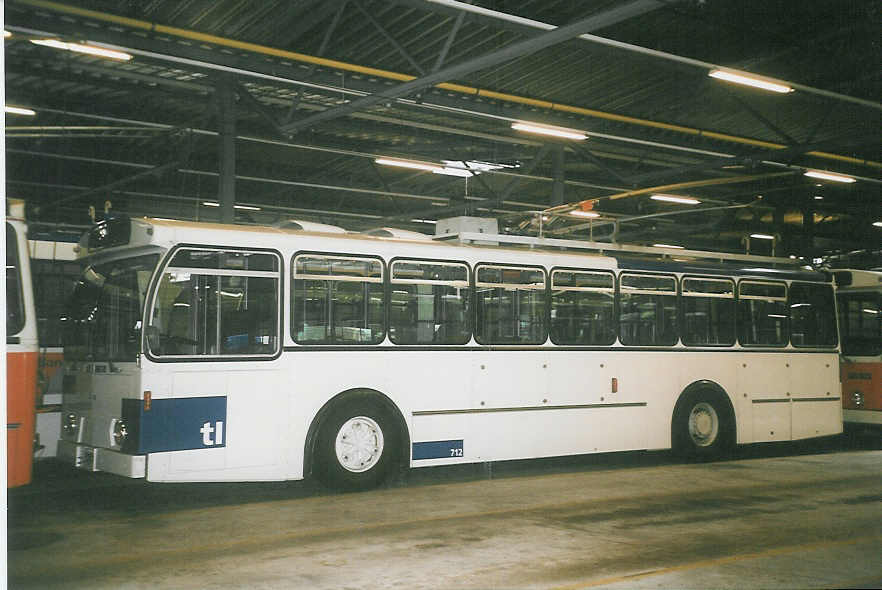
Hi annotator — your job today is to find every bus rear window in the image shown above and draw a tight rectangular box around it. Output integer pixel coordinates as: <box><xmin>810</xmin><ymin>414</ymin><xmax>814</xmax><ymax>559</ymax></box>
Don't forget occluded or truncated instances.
<box><xmin>789</xmin><ymin>282</ymin><xmax>837</xmax><ymax>347</ymax></box>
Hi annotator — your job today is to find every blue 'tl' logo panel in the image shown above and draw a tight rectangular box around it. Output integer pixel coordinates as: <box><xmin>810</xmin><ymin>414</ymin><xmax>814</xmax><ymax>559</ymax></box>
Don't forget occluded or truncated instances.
<box><xmin>122</xmin><ymin>396</ymin><xmax>227</xmax><ymax>454</ymax></box>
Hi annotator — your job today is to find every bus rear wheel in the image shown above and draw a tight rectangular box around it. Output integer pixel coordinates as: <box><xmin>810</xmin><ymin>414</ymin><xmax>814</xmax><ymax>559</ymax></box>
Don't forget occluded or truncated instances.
<box><xmin>315</xmin><ymin>399</ymin><xmax>399</xmax><ymax>491</ymax></box>
<box><xmin>673</xmin><ymin>392</ymin><xmax>733</xmax><ymax>460</ymax></box>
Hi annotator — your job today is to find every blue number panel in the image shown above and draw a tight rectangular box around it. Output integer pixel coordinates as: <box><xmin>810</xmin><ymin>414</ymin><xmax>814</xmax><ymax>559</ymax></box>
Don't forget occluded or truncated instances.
<box><xmin>412</xmin><ymin>439</ymin><xmax>464</xmax><ymax>460</ymax></box>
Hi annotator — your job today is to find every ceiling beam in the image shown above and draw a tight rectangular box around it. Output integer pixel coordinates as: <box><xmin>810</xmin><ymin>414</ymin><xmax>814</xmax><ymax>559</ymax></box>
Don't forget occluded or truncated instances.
<box><xmin>280</xmin><ymin>0</ymin><xmax>666</xmax><ymax>133</ymax></box>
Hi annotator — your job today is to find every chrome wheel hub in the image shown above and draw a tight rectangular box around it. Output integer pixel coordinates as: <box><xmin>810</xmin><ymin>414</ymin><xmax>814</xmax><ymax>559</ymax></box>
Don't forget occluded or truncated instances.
<box><xmin>335</xmin><ymin>416</ymin><xmax>384</xmax><ymax>473</ymax></box>
<box><xmin>688</xmin><ymin>402</ymin><xmax>719</xmax><ymax>447</ymax></box>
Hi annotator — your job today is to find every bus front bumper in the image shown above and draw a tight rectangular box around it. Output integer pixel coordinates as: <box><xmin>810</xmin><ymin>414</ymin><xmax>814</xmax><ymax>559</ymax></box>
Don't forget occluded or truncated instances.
<box><xmin>57</xmin><ymin>439</ymin><xmax>146</xmax><ymax>478</ymax></box>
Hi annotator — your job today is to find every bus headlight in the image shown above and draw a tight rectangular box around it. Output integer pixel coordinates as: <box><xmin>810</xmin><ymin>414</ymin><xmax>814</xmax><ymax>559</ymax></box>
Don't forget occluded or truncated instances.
<box><xmin>63</xmin><ymin>413</ymin><xmax>79</xmax><ymax>438</ymax></box>
<box><xmin>852</xmin><ymin>391</ymin><xmax>864</xmax><ymax>408</ymax></box>
<box><xmin>112</xmin><ymin>419</ymin><xmax>129</xmax><ymax>447</ymax></box>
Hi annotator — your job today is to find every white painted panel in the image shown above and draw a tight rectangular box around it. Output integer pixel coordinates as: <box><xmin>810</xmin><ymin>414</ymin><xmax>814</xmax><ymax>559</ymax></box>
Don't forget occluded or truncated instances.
<box><xmin>467</xmin><ymin>406</ymin><xmax>648</xmax><ymax>463</ymax></box>
<box><xmin>751</xmin><ymin>401</ymin><xmax>791</xmax><ymax>442</ymax></box>
<box><xmin>789</xmin><ymin>353</ymin><xmax>838</xmax><ymax>398</ymax></box>
<box><xmin>792</xmin><ymin>399</ymin><xmax>842</xmax><ymax>439</ymax></box>
<box><xmin>471</xmin><ymin>351</ymin><xmax>546</xmax><ymax>408</ymax></box>
<box><xmin>546</xmin><ymin>351</ymin><xmax>614</xmax><ymax>406</ymax></box>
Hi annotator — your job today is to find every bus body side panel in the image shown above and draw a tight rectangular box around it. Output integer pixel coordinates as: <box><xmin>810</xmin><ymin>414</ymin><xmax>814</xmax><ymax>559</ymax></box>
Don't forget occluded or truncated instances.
<box><xmin>841</xmin><ymin>360</ymin><xmax>882</xmax><ymax>426</ymax></box>
<box><xmin>7</xmin><ymin>349</ymin><xmax>39</xmax><ymax>487</ymax></box>
<box><xmin>142</xmin><ymin>360</ymin><xmax>291</xmax><ymax>482</ymax></box>
<box><xmin>790</xmin><ymin>352</ymin><xmax>842</xmax><ymax>439</ymax></box>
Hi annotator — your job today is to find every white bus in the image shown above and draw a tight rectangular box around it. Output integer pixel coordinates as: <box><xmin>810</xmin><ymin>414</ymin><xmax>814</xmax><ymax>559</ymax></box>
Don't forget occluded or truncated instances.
<box><xmin>57</xmin><ymin>217</ymin><xmax>842</xmax><ymax>489</ymax></box>
<box><xmin>835</xmin><ymin>269</ymin><xmax>882</xmax><ymax>431</ymax></box>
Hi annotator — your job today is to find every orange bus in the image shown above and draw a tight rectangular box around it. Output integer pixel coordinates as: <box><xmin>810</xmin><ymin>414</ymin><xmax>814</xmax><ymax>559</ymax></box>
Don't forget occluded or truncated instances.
<box><xmin>835</xmin><ymin>270</ymin><xmax>882</xmax><ymax>433</ymax></box>
<box><xmin>7</xmin><ymin>207</ymin><xmax>39</xmax><ymax>487</ymax></box>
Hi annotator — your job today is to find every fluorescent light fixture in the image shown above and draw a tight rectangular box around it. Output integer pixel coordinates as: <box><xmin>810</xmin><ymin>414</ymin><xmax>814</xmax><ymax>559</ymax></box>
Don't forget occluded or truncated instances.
<box><xmin>5</xmin><ymin>106</ymin><xmax>36</xmax><ymax>116</ymax></box>
<box><xmin>375</xmin><ymin>158</ymin><xmax>441</xmax><ymax>173</ymax></box>
<box><xmin>201</xmin><ymin>201</ymin><xmax>262</xmax><ymax>211</ymax></box>
<box><xmin>803</xmin><ymin>170</ymin><xmax>856</xmax><ymax>183</ymax></box>
<box><xmin>410</xmin><ymin>219</ymin><xmax>436</xmax><ymax>224</ymax></box>
<box><xmin>708</xmin><ymin>69</ymin><xmax>792</xmax><ymax>93</ymax></box>
<box><xmin>441</xmin><ymin>160</ymin><xmax>517</xmax><ymax>172</ymax></box>
<box><xmin>511</xmin><ymin>122</ymin><xmax>587</xmax><ymax>141</ymax></box>
<box><xmin>750</xmin><ymin>233</ymin><xmax>775</xmax><ymax>240</ymax></box>
<box><xmin>813</xmin><ymin>195</ymin><xmax>823</xmax><ymax>200</ymax></box>
<box><xmin>653</xmin><ymin>244</ymin><xmax>684</xmax><ymax>249</ymax></box>
<box><xmin>650</xmin><ymin>194</ymin><xmax>700</xmax><ymax>205</ymax></box>
<box><xmin>569</xmin><ymin>210</ymin><xmax>600</xmax><ymax>218</ymax></box>
<box><xmin>4</xmin><ymin>31</ymin><xmax>12</xmax><ymax>39</ymax></box>
<box><xmin>433</xmin><ymin>167</ymin><xmax>473</xmax><ymax>178</ymax></box>
<box><xmin>31</xmin><ymin>39</ymin><xmax>132</xmax><ymax>61</ymax></box>
<box><xmin>873</xmin><ymin>221</ymin><xmax>882</xmax><ymax>228</ymax></box>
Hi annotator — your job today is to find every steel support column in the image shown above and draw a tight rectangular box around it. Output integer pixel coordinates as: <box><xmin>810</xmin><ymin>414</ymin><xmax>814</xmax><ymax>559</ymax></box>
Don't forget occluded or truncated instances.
<box><xmin>217</xmin><ymin>76</ymin><xmax>237</xmax><ymax>223</ymax></box>
<box><xmin>551</xmin><ymin>146</ymin><xmax>565</xmax><ymax>206</ymax></box>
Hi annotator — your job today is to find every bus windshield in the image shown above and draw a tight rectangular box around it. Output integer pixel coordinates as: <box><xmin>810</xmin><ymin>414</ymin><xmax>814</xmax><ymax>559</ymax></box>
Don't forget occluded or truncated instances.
<box><xmin>6</xmin><ymin>223</ymin><xmax>25</xmax><ymax>337</ymax></box>
<box><xmin>62</xmin><ymin>254</ymin><xmax>159</xmax><ymax>362</ymax></box>
<box><xmin>838</xmin><ymin>292</ymin><xmax>882</xmax><ymax>357</ymax></box>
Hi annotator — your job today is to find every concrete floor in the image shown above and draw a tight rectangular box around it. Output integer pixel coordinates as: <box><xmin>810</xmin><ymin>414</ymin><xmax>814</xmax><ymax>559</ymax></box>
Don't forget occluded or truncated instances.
<box><xmin>8</xmin><ymin>435</ymin><xmax>882</xmax><ymax>589</ymax></box>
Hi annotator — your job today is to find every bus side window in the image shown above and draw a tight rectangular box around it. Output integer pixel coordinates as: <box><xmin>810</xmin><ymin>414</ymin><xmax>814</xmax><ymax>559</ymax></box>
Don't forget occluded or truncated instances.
<box><xmin>148</xmin><ymin>248</ymin><xmax>280</xmax><ymax>357</ymax></box>
<box><xmin>681</xmin><ymin>277</ymin><xmax>735</xmax><ymax>346</ymax></box>
<box><xmin>474</xmin><ymin>264</ymin><xmax>546</xmax><ymax>345</ymax></box>
<box><xmin>549</xmin><ymin>269</ymin><xmax>615</xmax><ymax>345</ymax></box>
<box><xmin>389</xmin><ymin>260</ymin><xmax>470</xmax><ymax>345</ymax></box>
<box><xmin>737</xmin><ymin>280</ymin><xmax>787</xmax><ymax>346</ymax></box>
<box><xmin>618</xmin><ymin>273</ymin><xmax>677</xmax><ymax>346</ymax></box>
<box><xmin>292</xmin><ymin>254</ymin><xmax>384</xmax><ymax>345</ymax></box>
<box><xmin>789</xmin><ymin>282</ymin><xmax>837</xmax><ymax>347</ymax></box>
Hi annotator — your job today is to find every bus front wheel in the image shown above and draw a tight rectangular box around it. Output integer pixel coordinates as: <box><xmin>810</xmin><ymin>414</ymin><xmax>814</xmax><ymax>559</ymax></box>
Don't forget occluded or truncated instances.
<box><xmin>315</xmin><ymin>399</ymin><xmax>399</xmax><ymax>490</ymax></box>
<box><xmin>672</xmin><ymin>392</ymin><xmax>733</xmax><ymax>460</ymax></box>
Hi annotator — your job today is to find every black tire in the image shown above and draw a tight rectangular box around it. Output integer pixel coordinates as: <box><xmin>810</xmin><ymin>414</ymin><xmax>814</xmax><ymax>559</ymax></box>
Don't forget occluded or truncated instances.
<box><xmin>314</xmin><ymin>398</ymin><xmax>400</xmax><ymax>491</ymax></box>
<box><xmin>672</xmin><ymin>392</ymin><xmax>734</xmax><ymax>460</ymax></box>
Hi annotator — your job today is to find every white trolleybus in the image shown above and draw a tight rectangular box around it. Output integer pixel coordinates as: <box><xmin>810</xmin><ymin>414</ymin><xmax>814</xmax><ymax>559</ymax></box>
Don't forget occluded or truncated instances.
<box><xmin>835</xmin><ymin>269</ymin><xmax>882</xmax><ymax>432</ymax></box>
<box><xmin>58</xmin><ymin>216</ymin><xmax>842</xmax><ymax>489</ymax></box>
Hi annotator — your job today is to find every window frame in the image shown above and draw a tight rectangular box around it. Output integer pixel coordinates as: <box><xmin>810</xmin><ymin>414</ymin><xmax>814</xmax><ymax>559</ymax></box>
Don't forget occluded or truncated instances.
<box><xmin>6</xmin><ymin>222</ymin><xmax>26</xmax><ymax>338</ymax></box>
<box><xmin>837</xmin><ymin>291</ymin><xmax>882</xmax><ymax>357</ymax></box>
<box><xmin>291</xmin><ymin>251</ymin><xmax>386</xmax><ymax>346</ymax></box>
<box><xmin>788</xmin><ymin>280</ymin><xmax>838</xmax><ymax>349</ymax></box>
<box><xmin>548</xmin><ymin>267</ymin><xmax>616</xmax><ymax>346</ymax></box>
<box><xmin>145</xmin><ymin>244</ymin><xmax>283</xmax><ymax>362</ymax></box>
<box><xmin>388</xmin><ymin>256</ymin><xmax>472</xmax><ymax>346</ymax></box>
<box><xmin>680</xmin><ymin>275</ymin><xmax>736</xmax><ymax>347</ymax></box>
<box><xmin>473</xmin><ymin>262</ymin><xmax>547</xmax><ymax>346</ymax></box>
<box><xmin>736</xmin><ymin>279</ymin><xmax>789</xmax><ymax>348</ymax></box>
<box><xmin>617</xmin><ymin>271</ymin><xmax>679</xmax><ymax>347</ymax></box>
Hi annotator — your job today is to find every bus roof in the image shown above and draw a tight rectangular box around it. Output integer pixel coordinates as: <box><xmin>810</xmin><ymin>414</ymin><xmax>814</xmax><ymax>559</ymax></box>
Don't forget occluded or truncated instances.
<box><xmin>77</xmin><ymin>216</ymin><xmax>829</xmax><ymax>281</ymax></box>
